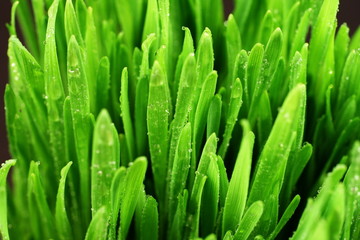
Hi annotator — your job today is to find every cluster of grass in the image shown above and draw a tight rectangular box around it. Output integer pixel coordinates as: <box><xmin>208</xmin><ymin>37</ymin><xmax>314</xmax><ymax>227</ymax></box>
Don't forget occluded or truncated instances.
<box><xmin>1</xmin><ymin>0</ymin><xmax>360</xmax><ymax>239</ymax></box>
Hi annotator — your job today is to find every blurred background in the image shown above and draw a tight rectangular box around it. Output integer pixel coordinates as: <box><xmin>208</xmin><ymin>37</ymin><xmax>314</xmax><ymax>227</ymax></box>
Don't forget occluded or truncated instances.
<box><xmin>0</xmin><ymin>0</ymin><xmax>359</xmax><ymax>162</ymax></box>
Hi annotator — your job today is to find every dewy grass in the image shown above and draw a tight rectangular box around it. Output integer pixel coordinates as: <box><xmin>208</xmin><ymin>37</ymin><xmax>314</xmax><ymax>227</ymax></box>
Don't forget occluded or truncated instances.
<box><xmin>1</xmin><ymin>0</ymin><xmax>360</xmax><ymax>239</ymax></box>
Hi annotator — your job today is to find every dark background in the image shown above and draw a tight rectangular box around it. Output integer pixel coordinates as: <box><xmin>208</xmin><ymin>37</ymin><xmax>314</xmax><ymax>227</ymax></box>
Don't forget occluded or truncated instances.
<box><xmin>0</xmin><ymin>0</ymin><xmax>359</xmax><ymax>162</ymax></box>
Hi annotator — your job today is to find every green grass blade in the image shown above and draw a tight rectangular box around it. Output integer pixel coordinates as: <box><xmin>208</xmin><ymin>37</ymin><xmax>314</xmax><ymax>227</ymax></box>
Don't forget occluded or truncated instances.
<box><xmin>108</xmin><ymin>167</ymin><xmax>127</xmax><ymax>240</ymax></box>
<box><xmin>55</xmin><ymin>162</ymin><xmax>73</xmax><ymax>240</ymax></box>
<box><xmin>269</xmin><ymin>195</ymin><xmax>300</xmax><ymax>240</ymax></box>
<box><xmin>147</xmin><ymin>61</ymin><xmax>170</xmax><ymax>202</ymax></box>
<box><xmin>31</xmin><ymin>0</ymin><xmax>46</xmax><ymax>62</ymax></box>
<box><xmin>187</xmin><ymin>173</ymin><xmax>207</xmax><ymax>239</ymax></box>
<box><xmin>187</xmin><ymin>134</ymin><xmax>217</xmax><ymax>238</ymax></box>
<box><xmin>91</xmin><ymin>110</ymin><xmax>120</xmax><ymax>215</ymax></box>
<box><xmin>222</xmin><ymin>120</ymin><xmax>254</xmax><ymax>235</ymax></box>
<box><xmin>217</xmin><ymin>155</ymin><xmax>229</xmax><ymax>208</ymax></box>
<box><xmin>119</xmin><ymin>157</ymin><xmax>147</xmax><ymax>240</ymax></box>
<box><xmin>337</xmin><ymin>49</ymin><xmax>360</xmax><ymax>110</ymax></box>
<box><xmin>169</xmin><ymin>190</ymin><xmax>188</xmax><ymax>240</ymax></box>
<box><xmin>140</xmin><ymin>196</ymin><xmax>159</xmax><ymax>240</ymax></box>
<box><xmin>224</xmin><ymin>14</ymin><xmax>242</xmax><ymax>103</ymax></box>
<box><xmin>44</xmin><ymin>0</ymin><xmax>66</xmax><ymax>178</ymax></box>
<box><xmin>200</xmin><ymin>153</ymin><xmax>220</xmax><ymax>236</ymax></box>
<box><xmin>64</xmin><ymin>0</ymin><xmax>84</xmax><ymax>45</ymax></box>
<box><xmin>85</xmin><ymin>206</ymin><xmax>108</xmax><ymax>240</ymax></box>
<box><xmin>193</xmin><ymin>71</ymin><xmax>218</xmax><ymax>160</ymax></box>
<box><xmin>142</xmin><ymin>0</ymin><xmax>160</xmax><ymax>46</ymax></box>
<box><xmin>11</xmin><ymin>0</ymin><xmax>39</xmax><ymax>58</ymax></box>
<box><xmin>0</xmin><ymin>160</ymin><xmax>16</xmax><ymax>240</ymax></box>
<box><xmin>27</xmin><ymin>161</ymin><xmax>56</xmax><ymax>239</ymax></box>
<box><xmin>67</xmin><ymin>35</ymin><xmax>93</xmax><ymax>225</ymax></box>
<box><xmin>169</xmin><ymin>123</ymin><xmax>191</xmax><ymax>222</ymax></box>
<box><xmin>292</xmin><ymin>164</ymin><xmax>347</xmax><ymax>239</ymax></box>
<box><xmin>75</xmin><ymin>0</ymin><xmax>87</xmax><ymax>37</ymax></box>
<box><xmin>85</xmin><ymin>6</ymin><xmax>100</xmax><ymax>114</ymax></box>
<box><xmin>334</xmin><ymin>24</ymin><xmax>350</xmax><ymax>90</ymax></box>
<box><xmin>134</xmin><ymin>34</ymin><xmax>156</xmax><ymax>156</ymax></box>
<box><xmin>120</xmin><ymin>68</ymin><xmax>135</xmax><ymax>161</ymax></box>
<box><xmin>343</xmin><ymin>142</ymin><xmax>360</xmax><ymax>240</ymax></box>
<box><xmin>194</xmin><ymin>28</ymin><xmax>214</xmax><ymax>107</ymax></box>
<box><xmin>248</xmin><ymin>84</ymin><xmax>306</xmax><ymax>236</ymax></box>
<box><xmin>233</xmin><ymin>201</ymin><xmax>264</xmax><ymax>240</ymax></box>
<box><xmin>289</xmin><ymin>8</ymin><xmax>311</xmax><ymax>60</ymax></box>
<box><xmin>207</xmin><ymin>94</ymin><xmax>222</xmax><ymax>138</ymax></box>
<box><xmin>173</xmin><ymin>27</ymin><xmax>195</xmax><ymax>102</ymax></box>
<box><xmin>245</xmin><ymin>43</ymin><xmax>264</xmax><ymax>107</ymax></box>
<box><xmin>96</xmin><ymin>56</ymin><xmax>110</xmax><ymax>114</ymax></box>
<box><xmin>168</xmin><ymin>53</ymin><xmax>196</xmax><ymax>171</ymax></box>
<box><xmin>218</xmin><ymin>78</ymin><xmax>243</xmax><ymax>158</ymax></box>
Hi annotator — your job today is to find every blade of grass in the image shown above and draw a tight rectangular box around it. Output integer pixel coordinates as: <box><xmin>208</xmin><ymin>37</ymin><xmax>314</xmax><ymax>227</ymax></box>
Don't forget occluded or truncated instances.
<box><xmin>233</xmin><ymin>201</ymin><xmax>264</xmax><ymax>240</ymax></box>
<box><xmin>0</xmin><ymin>160</ymin><xmax>16</xmax><ymax>240</ymax></box>
<box><xmin>218</xmin><ymin>78</ymin><xmax>243</xmax><ymax>159</ymax></box>
<box><xmin>65</xmin><ymin>0</ymin><xmax>84</xmax><ymax>45</ymax></box>
<box><xmin>200</xmin><ymin>153</ymin><xmax>220</xmax><ymax>236</ymax></box>
<box><xmin>44</xmin><ymin>0</ymin><xmax>66</xmax><ymax>178</ymax></box>
<box><xmin>140</xmin><ymin>196</ymin><xmax>159</xmax><ymax>240</ymax></box>
<box><xmin>55</xmin><ymin>162</ymin><xmax>73</xmax><ymax>240</ymax></box>
<box><xmin>67</xmin><ymin>35</ymin><xmax>93</xmax><ymax>225</ymax></box>
<box><xmin>120</xmin><ymin>68</ymin><xmax>135</xmax><ymax>161</ymax></box>
<box><xmin>91</xmin><ymin>110</ymin><xmax>120</xmax><ymax>215</ymax></box>
<box><xmin>223</xmin><ymin>120</ymin><xmax>255</xmax><ymax>235</ymax></box>
<box><xmin>248</xmin><ymin>84</ymin><xmax>306</xmax><ymax>236</ymax></box>
<box><xmin>119</xmin><ymin>157</ymin><xmax>147</xmax><ymax>240</ymax></box>
<box><xmin>84</xmin><ymin>206</ymin><xmax>108</xmax><ymax>240</ymax></box>
<box><xmin>147</xmin><ymin>61</ymin><xmax>170</xmax><ymax>203</ymax></box>
<box><xmin>169</xmin><ymin>123</ymin><xmax>191</xmax><ymax>222</ymax></box>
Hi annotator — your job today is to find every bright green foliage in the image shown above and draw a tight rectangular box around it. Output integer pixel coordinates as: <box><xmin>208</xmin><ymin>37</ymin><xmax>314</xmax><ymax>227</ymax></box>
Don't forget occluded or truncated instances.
<box><xmin>1</xmin><ymin>0</ymin><xmax>360</xmax><ymax>240</ymax></box>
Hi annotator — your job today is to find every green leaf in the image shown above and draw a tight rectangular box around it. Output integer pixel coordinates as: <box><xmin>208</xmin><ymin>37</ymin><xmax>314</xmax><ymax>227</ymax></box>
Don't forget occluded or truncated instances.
<box><xmin>268</xmin><ymin>195</ymin><xmax>300</xmax><ymax>240</ymax></box>
<box><xmin>147</xmin><ymin>61</ymin><xmax>170</xmax><ymax>203</ymax></box>
<box><xmin>85</xmin><ymin>6</ymin><xmax>100</xmax><ymax>114</ymax></box>
<box><xmin>85</xmin><ymin>206</ymin><xmax>108</xmax><ymax>240</ymax></box>
<box><xmin>222</xmin><ymin>120</ymin><xmax>254</xmax><ymax>235</ymax></box>
<box><xmin>91</xmin><ymin>110</ymin><xmax>120</xmax><ymax>215</ymax></box>
<box><xmin>194</xmin><ymin>28</ymin><xmax>214</xmax><ymax>106</ymax></box>
<box><xmin>120</xmin><ymin>68</ymin><xmax>135</xmax><ymax>162</ymax></box>
<box><xmin>64</xmin><ymin>0</ymin><xmax>84</xmax><ymax>45</ymax></box>
<box><xmin>218</xmin><ymin>78</ymin><xmax>243</xmax><ymax>159</ymax></box>
<box><xmin>67</xmin><ymin>35</ymin><xmax>93</xmax><ymax>225</ymax></box>
<box><xmin>108</xmin><ymin>167</ymin><xmax>127</xmax><ymax>240</ymax></box>
<box><xmin>343</xmin><ymin>142</ymin><xmax>360</xmax><ymax>240</ymax></box>
<box><xmin>233</xmin><ymin>201</ymin><xmax>264</xmax><ymax>240</ymax></box>
<box><xmin>207</xmin><ymin>94</ymin><xmax>222</xmax><ymax>138</ymax></box>
<box><xmin>55</xmin><ymin>162</ymin><xmax>73</xmax><ymax>240</ymax></box>
<box><xmin>200</xmin><ymin>153</ymin><xmax>220</xmax><ymax>236</ymax></box>
<box><xmin>193</xmin><ymin>71</ymin><xmax>218</xmax><ymax>160</ymax></box>
<box><xmin>140</xmin><ymin>196</ymin><xmax>159</xmax><ymax>240</ymax></box>
<box><xmin>169</xmin><ymin>123</ymin><xmax>191</xmax><ymax>221</ymax></box>
<box><xmin>168</xmin><ymin>53</ymin><xmax>196</xmax><ymax>171</ymax></box>
<box><xmin>292</xmin><ymin>164</ymin><xmax>347</xmax><ymax>239</ymax></box>
<box><xmin>334</xmin><ymin>24</ymin><xmax>350</xmax><ymax>91</ymax></box>
<box><xmin>245</xmin><ymin>43</ymin><xmax>264</xmax><ymax>106</ymax></box>
<box><xmin>337</xmin><ymin>49</ymin><xmax>360</xmax><ymax>109</ymax></box>
<box><xmin>187</xmin><ymin>134</ymin><xmax>218</xmax><ymax>238</ymax></box>
<box><xmin>44</xmin><ymin>0</ymin><xmax>66</xmax><ymax>178</ymax></box>
<box><xmin>27</xmin><ymin>162</ymin><xmax>56</xmax><ymax>239</ymax></box>
<box><xmin>169</xmin><ymin>190</ymin><xmax>188</xmax><ymax>240</ymax></box>
<box><xmin>96</xmin><ymin>57</ymin><xmax>110</xmax><ymax>113</ymax></box>
<box><xmin>248</xmin><ymin>84</ymin><xmax>306</xmax><ymax>236</ymax></box>
<box><xmin>173</xmin><ymin>27</ymin><xmax>195</xmax><ymax>102</ymax></box>
<box><xmin>0</xmin><ymin>160</ymin><xmax>16</xmax><ymax>240</ymax></box>
<box><xmin>135</xmin><ymin>33</ymin><xmax>156</xmax><ymax>156</ymax></box>
<box><xmin>119</xmin><ymin>157</ymin><xmax>148</xmax><ymax>240</ymax></box>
